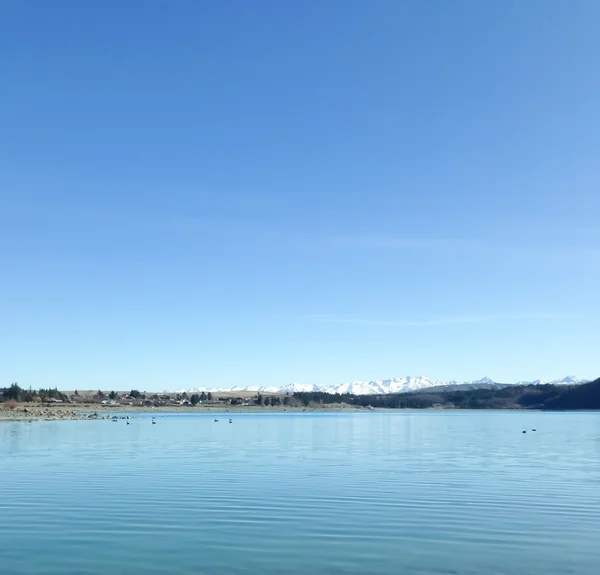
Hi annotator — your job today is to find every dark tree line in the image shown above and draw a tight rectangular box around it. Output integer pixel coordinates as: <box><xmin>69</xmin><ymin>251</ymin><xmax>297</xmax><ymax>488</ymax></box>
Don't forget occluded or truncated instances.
<box><xmin>188</xmin><ymin>392</ymin><xmax>213</xmax><ymax>405</ymax></box>
<box><xmin>291</xmin><ymin>391</ymin><xmax>437</xmax><ymax>409</ymax></box>
<box><xmin>1</xmin><ymin>383</ymin><xmax>69</xmax><ymax>403</ymax></box>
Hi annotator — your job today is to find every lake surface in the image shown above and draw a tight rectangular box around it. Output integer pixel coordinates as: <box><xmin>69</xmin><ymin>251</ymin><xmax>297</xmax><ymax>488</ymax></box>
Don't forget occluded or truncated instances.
<box><xmin>1</xmin><ymin>411</ymin><xmax>599</xmax><ymax>574</ymax></box>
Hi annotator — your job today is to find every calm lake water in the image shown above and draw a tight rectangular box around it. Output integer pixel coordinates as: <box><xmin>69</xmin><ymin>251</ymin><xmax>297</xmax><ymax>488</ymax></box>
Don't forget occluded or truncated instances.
<box><xmin>1</xmin><ymin>411</ymin><xmax>599</xmax><ymax>574</ymax></box>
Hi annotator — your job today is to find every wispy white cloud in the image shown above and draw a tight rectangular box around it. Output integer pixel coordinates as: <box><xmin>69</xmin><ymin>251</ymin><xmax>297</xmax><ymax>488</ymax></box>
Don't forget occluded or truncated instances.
<box><xmin>310</xmin><ymin>313</ymin><xmax>565</xmax><ymax>327</ymax></box>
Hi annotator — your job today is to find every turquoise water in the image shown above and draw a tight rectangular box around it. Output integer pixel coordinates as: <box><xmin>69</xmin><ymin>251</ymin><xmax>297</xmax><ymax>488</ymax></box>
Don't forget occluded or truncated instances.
<box><xmin>1</xmin><ymin>411</ymin><xmax>599</xmax><ymax>574</ymax></box>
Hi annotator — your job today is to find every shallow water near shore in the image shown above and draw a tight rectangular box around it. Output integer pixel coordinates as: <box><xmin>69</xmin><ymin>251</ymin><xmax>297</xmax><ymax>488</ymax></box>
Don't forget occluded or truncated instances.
<box><xmin>1</xmin><ymin>411</ymin><xmax>599</xmax><ymax>574</ymax></box>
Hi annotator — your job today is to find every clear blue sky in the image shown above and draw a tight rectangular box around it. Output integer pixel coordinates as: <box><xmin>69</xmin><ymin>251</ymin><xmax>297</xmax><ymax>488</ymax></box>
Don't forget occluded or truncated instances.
<box><xmin>1</xmin><ymin>1</ymin><xmax>598</xmax><ymax>391</ymax></box>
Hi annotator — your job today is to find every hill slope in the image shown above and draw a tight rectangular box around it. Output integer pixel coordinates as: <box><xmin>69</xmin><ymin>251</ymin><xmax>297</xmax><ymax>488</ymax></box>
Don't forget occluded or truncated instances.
<box><xmin>542</xmin><ymin>378</ymin><xmax>600</xmax><ymax>410</ymax></box>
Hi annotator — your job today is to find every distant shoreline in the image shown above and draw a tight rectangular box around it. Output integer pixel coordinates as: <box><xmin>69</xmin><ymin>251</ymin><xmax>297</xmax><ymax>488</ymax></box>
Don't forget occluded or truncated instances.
<box><xmin>0</xmin><ymin>402</ymin><xmax>362</xmax><ymax>422</ymax></box>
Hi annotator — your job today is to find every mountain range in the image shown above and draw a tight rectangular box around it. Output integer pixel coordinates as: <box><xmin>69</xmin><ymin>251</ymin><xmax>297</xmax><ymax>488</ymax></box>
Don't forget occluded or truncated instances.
<box><xmin>175</xmin><ymin>375</ymin><xmax>587</xmax><ymax>396</ymax></box>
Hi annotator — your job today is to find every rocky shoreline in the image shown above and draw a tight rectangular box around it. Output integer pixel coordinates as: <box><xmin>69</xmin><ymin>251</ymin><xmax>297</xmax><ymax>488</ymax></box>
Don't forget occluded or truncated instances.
<box><xmin>0</xmin><ymin>406</ymin><xmax>110</xmax><ymax>422</ymax></box>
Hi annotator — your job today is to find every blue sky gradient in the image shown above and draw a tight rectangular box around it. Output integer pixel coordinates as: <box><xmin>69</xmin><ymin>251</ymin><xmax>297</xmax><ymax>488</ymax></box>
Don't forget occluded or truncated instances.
<box><xmin>1</xmin><ymin>1</ymin><xmax>599</xmax><ymax>390</ymax></box>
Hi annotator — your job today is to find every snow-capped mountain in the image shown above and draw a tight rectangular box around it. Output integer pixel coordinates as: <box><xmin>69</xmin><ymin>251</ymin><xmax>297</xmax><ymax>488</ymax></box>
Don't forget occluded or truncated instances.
<box><xmin>174</xmin><ymin>375</ymin><xmax>585</xmax><ymax>396</ymax></box>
